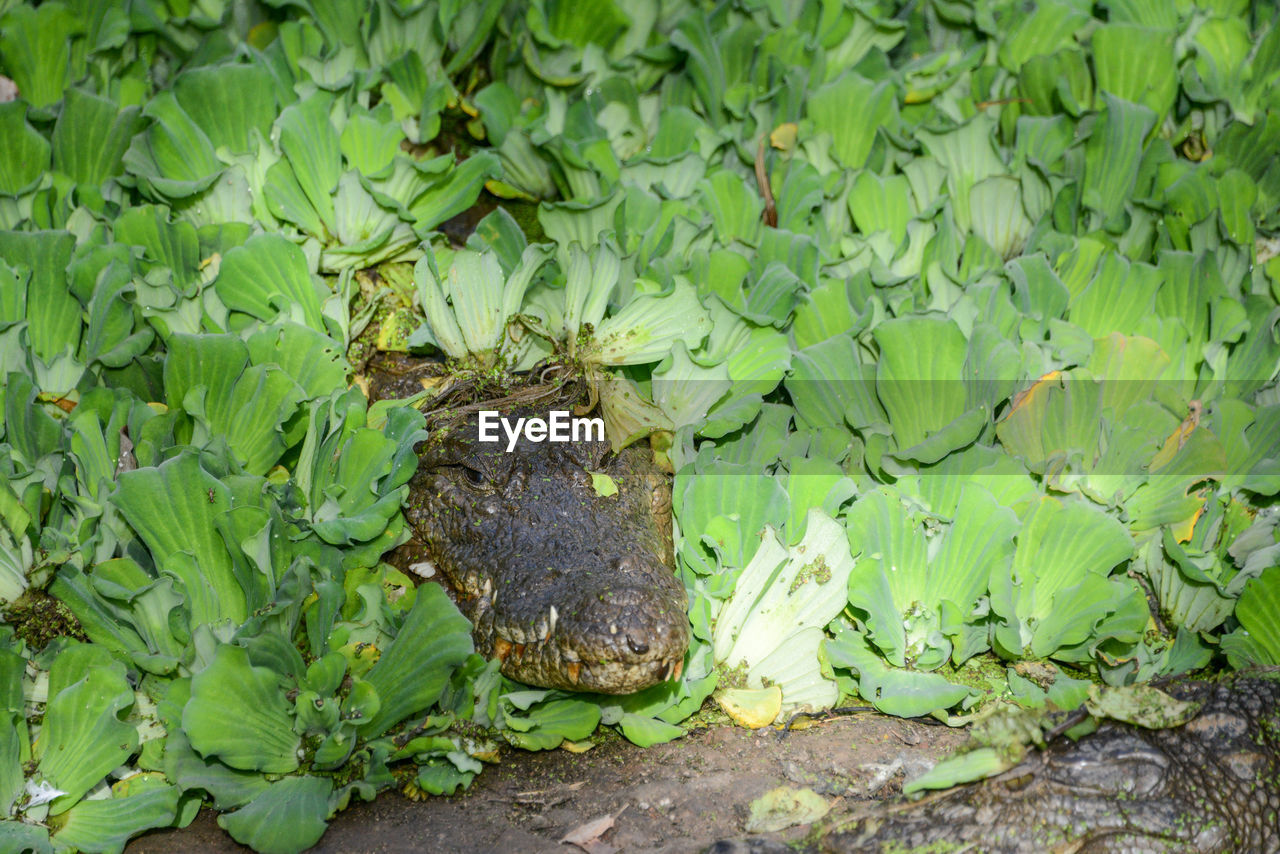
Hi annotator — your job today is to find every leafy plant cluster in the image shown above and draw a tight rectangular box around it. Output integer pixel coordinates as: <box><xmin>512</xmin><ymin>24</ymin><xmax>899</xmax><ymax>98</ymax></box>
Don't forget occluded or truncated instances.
<box><xmin>2</xmin><ymin>0</ymin><xmax>1280</xmax><ymax>851</ymax></box>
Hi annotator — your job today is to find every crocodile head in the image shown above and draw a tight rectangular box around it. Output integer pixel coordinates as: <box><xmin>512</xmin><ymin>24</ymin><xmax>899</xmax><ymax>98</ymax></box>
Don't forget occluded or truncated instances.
<box><xmin>403</xmin><ymin>392</ymin><xmax>689</xmax><ymax>695</ymax></box>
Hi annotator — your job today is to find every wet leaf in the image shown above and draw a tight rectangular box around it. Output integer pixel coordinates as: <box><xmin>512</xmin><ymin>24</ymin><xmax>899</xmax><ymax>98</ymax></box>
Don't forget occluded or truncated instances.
<box><xmin>744</xmin><ymin>786</ymin><xmax>829</xmax><ymax>833</ymax></box>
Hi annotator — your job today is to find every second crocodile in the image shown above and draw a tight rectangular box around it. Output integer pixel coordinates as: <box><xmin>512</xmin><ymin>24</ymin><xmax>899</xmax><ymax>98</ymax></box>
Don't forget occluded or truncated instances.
<box><xmin>819</xmin><ymin>671</ymin><xmax>1280</xmax><ymax>853</ymax></box>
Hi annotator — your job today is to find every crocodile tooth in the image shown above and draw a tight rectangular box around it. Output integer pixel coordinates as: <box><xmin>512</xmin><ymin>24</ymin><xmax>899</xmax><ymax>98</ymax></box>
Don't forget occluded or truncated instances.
<box><xmin>546</xmin><ymin>605</ymin><xmax>557</xmax><ymax>639</ymax></box>
<box><xmin>481</xmin><ymin>578</ymin><xmax>492</xmax><ymax>598</ymax></box>
<box><xmin>670</xmin><ymin>659</ymin><xmax>683</xmax><ymax>682</ymax></box>
<box><xmin>493</xmin><ymin>637</ymin><xmax>512</xmax><ymax>662</ymax></box>
<box><xmin>408</xmin><ymin>559</ymin><xmax>436</xmax><ymax>579</ymax></box>
<box><xmin>566</xmin><ymin>661</ymin><xmax>582</xmax><ymax>684</ymax></box>
<box><xmin>513</xmin><ymin>643</ymin><xmax>526</xmax><ymax>662</ymax></box>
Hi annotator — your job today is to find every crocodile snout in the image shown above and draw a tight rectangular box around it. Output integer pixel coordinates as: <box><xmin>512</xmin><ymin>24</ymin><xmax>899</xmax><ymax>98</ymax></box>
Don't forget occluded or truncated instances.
<box><xmin>404</xmin><ymin>394</ymin><xmax>690</xmax><ymax>694</ymax></box>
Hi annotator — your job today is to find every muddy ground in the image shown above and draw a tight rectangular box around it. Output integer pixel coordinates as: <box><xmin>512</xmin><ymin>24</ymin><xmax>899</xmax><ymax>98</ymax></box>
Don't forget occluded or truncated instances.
<box><xmin>126</xmin><ymin>709</ymin><xmax>966</xmax><ymax>854</ymax></box>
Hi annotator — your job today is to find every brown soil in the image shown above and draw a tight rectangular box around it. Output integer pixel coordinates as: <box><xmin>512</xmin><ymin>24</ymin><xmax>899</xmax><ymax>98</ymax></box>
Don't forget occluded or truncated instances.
<box><xmin>125</xmin><ymin>711</ymin><xmax>965</xmax><ymax>854</ymax></box>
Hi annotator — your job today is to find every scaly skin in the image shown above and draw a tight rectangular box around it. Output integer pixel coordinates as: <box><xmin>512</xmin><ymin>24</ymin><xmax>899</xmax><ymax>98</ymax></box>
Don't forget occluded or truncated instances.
<box><xmin>822</xmin><ymin>672</ymin><xmax>1280</xmax><ymax>854</ymax></box>
<box><xmin>400</xmin><ymin>386</ymin><xmax>689</xmax><ymax>694</ymax></box>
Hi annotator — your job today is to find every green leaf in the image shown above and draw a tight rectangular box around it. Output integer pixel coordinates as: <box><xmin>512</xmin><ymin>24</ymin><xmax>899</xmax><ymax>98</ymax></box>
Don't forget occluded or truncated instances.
<box><xmin>996</xmin><ymin>370</ymin><xmax>1103</xmax><ymax>473</ymax></box>
<box><xmin>998</xmin><ymin>1</ymin><xmax>1090</xmax><ymax>71</ymax></box>
<box><xmin>538</xmin><ymin>193</ymin><xmax>623</xmax><ymax>249</ymax></box>
<box><xmin>1217</xmin><ymin>169</ymin><xmax>1257</xmax><ymax>246</ymax></box>
<box><xmin>303</xmin><ymin>401</ymin><xmax>425</xmax><ymax>546</ymax></box>
<box><xmin>697</xmin><ymin>170</ymin><xmax>761</xmax><ymax>245</ymax></box>
<box><xmin>1222</xmin><ymin>567</ymin><xmax>1280</xmax><ymax>667</ymax></box>
<box><xmin>1018</xmin><ymin>48</ymin><xmax>1093</xmax><ymax>116</ymax></box>
<box><xmin>932</xmin><ymin>484</ymin><xmax>1019</xmax><ymax>662</ymax></box>
<box><xmin>162</xmin><ymin>727</ymin><xmax>271</xmax><ymax>811</ymax></box>
<box><xmin>1224</xmin><ymin>296</ymin><xmax>1280</xmax><ymax>400</ymax></box>
<box><xmin>245</xmin><ymin>323</ymin><xmax>349</xmax><ymax>399</ymax></box>
<box><xmin>217</xmin><ymin>776</ymin><xmax>333</xmax><ymax>854</ymax></box>
<box><xmin>873</xmin><ymin>316</ymin><xmax>970</xmax><ymax>450</ymax></box>
<box><xmin>1192</xmin><ymin>16</ymin><xmax>1251</xmax><ymax>98</ymax></box>
<box><xmin>112</xmin><ymin>452</ymin><xmax>247</xmax><ymax>626</ymax></box>
<box><xmin>787</xmin><ymin>334</ymin><xmax>881</xmax><ymax>431</ymax></box>
<box><xmin>784</xmin><ymin>457</ymin><xmax>855</xmax><ymax>544</ymax></box>
<box><xmin>0</xmin><ymin>3</ymin><xmax>82</xmax><ymax>110</ymax></box>
<box><xmin>183</xmin><ymin>644</ymin><xmax>300</xmax><ymax>773</ymax></box>
<box><xmin>36</xmin><ymin>644</ymin><xmax>139</xmax><ymax>816</ymax></box>
<box><xmin>114</xmin><ymin>205</ymin><xmax>203</xmax><ymax>291</ymax></box>
<box><xmin>904</xmin><ymin>746</ymin><xmax>1011</xmax><ymax>794</ymax></box>
<box><xmin>447</xmin><ymin>250</ymin><xmax>518</xmax><ymax>356</ymax></box>
<box><xmin>968</xmin><ymin>175</ymin><xmax>1031</xmax><ymax>260</ymax></box>
<box><xmin>0</xmin><ymin>230</ymin><xmax>80</xmax><ymax>374</ymax></box>
<box><xmin>408</xmin><ymin>149</ymin><xmax>501</xmax><ymax>232</ymax></box>
<box><xmin>670</xmin><ymin>12</ymin><xmax>726</xmax><ymax>121</ymax></box>
<box><xmin>0</xmin><ymin>259</ymin><xmax>26</xmax><ymax>330</ymax></box>
<box><xmin>0</xmin><ymin>823</ymin><xmax>52</xmax><ymax>854</ymax></box>
<box><xmin>589</xmin><ymin>472</ymin><xmax>619</xmax><ymax>497</ymax></box>
<box><xmin>616</xmin><ymin>712</ymin><xmax>684</xmax><ymax>747</ymax></box>
<box><xmin>674</xmin><ymin>460</ymin><xmax>788</xmax><ymax>569</ymax></box>
<box><xmin>1081</xmin><ymin>94</ymin><xmax>1157</xmax><ymax>230</ymax></box>
<box><xmin>1086</xmin><ymin>333</ymin><xmax>1170</xmax><ymax>418</ymax></box>
<box><xmin>1092</xmin><ymin>25</ymin><xmax>1177</xmax><ymax>122</ymax></box>
<box><xmin>845</xmin><ymin>488</ymin><xmax>931</xmax><ymax>668</ymax></box>
<box><xmin>276</xmin><ymin>92</ymin><xmax>340</xmax><ymax>234</ymax></box>
<box><xmin>807</xmin><ymin>73</ymin><xmax>896</xmax><ymax>170</ymax></box>
<box><xmin>849</xmin><ymin>171</ymin><xmax>912</xmax><ymax>245</ymax></box>
<box><xmin>340</xmin><ymin>108</ymin><xmax>404</xmax><ymax>179</ymax></box>
<box><xmin>652</xmin><ymin>342</ymin><xmax>732</xmax><ymax>432</ymax></box>
<box><xmin>590</xmin><ymin>279</ymin><xmax>711</xmax><ymax>366</ymax></box>
<box><xmin>173</xmin><ymin>64</ymin><xmax>277</xmax><ymax>156</ymax></box>
<box><xmin>1103</xmin><ymin>0</ymin><xmax>1178</xmax><ymax>27</ymax></box>
<box><xmin>356</xmin><ymin>583</ymin><xmax>474</xmax><ymax>737</ymax></box>
<box><xmin>51</xmin><ymin>88</ymin><xmax>142</xmax><ymax>187</ymax></box>
<box><xmin>87</xmin><ymin>557</ymin><xmax>189</xmax><ymax>670</ymax></box>
<box><xmin>825</xmin><ymin>628</ymin><xmax>972</xmax><ymax>717</ymax></box>
<box><xmin>0</xmin><ymin>102</ymin><xmax>51</xmax><ymax>194</ymax></box>
<box><xmin>916</xmin><ymin>115</ymin><xmax>1006</xmax><ymax>233</ymax></box>
<box><xmin>0</xmin><ymin>646</ymin><xmax>24</xmax><ymax>816</ymax></box>
<box><xmin>541</xmin><ymin>0</ymin><xmax>630</xmax><ymax>48</ymax></box>
<box><xmin>990</xmin><ymin>496</ymin><xmax>1137</xmax><ymax>659</ymax></box>
<box><xmin>50</xmin><ymin>776</ymin><xmax>180</xmax><ymax>854</ymax></box>
<box><xmin>264</xmin><ymin>159</ymin><xmax>329</xmax><ymax>238</ymax></box>
<box><xmin>83</xmin><ymin>256</ymin><xmax>155</xmax><ymax>369</ymax></box>
<box><xmin>1126</xmin><ymin>425</ymin><xmax>1227</xmax><ymax>533</ymax></box>
<box><xmin>502</xmin><ymin>697</ymin><xmax>601</xmax><ymax>750</ymax></box>
<box><xmin>123</xmin><ymin>90</ymin><xmax>223</xmax><ymax>200</ymax></box>
<box><xmin>792</xmin><ymin>278</ymin><xmax>868</xmax><ymax>349</ymax></box>
<box><xmin>163</xmin><ymin>333</ymin><xmax>306</xmax><ymax>475</ymax></box>
<box><xmin>564</xmin><ymin>240</ymin><xmax>621</xmax><ymax>347</ymax></box>
<box><xmin>293</xmin><ymin>393</ymin><xmax>422</xmax><ymax>556</ymax></box>
<box><xmin>214</xmin><ymin>233</ymin><xmax>328</xmax><ymax>333</ymax></box>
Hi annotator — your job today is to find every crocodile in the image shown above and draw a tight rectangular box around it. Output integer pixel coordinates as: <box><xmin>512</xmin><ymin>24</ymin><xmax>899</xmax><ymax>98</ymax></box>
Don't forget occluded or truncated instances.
<box><xmin>816</xmin><ymin>671</ymin><xmax>1280</xmax><ymax>854</ymax></box>
<box><xmin>370</xmin><ymin>356</ymin><xmax>689</xmax><ymax>694</ymax></box>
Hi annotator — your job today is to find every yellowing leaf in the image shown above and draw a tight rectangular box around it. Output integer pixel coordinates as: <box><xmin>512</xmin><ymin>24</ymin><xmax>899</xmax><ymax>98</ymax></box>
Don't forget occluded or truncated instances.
<box><xmin>769</xmin><ymin>122</ymin><xmax>798</xmax><ymax>152</ymax></box>
<box><xmin>714</xmin><ymin>686</ymin><xmax>782</xmax><ymax>729</ymax></box>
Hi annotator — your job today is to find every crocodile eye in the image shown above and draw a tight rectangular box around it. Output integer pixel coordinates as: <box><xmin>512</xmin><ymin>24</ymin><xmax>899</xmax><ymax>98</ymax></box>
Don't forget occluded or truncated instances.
<box><xmin>461</xmin><ymin>465</ymin><xmax>487</xmax><ymax>487</ymax></box>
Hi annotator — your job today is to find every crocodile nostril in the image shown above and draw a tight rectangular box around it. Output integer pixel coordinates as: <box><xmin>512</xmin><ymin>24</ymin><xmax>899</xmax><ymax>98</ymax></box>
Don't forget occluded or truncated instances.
<box><xmin>627</xmin><ymin>635</ymin><xmax>650</xmax><ymax>655</ymax></box>
<box><xmin>614</xmin><ymin>555</ymin><xmax>639</xmax><ymax>573</ymax></box>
